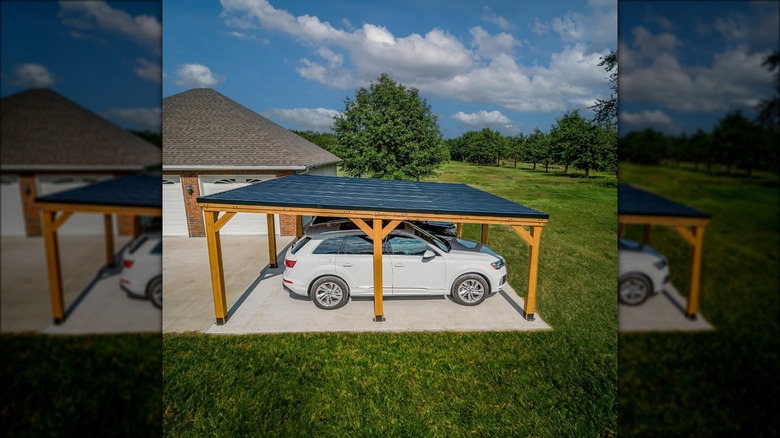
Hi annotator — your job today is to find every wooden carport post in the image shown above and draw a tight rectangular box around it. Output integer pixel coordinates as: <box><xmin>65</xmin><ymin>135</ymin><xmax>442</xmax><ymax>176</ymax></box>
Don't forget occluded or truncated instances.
<box><xmin>674</xmin><ymin>224</ymin><xmax>707</xmax><ymax>319</ymax></box>
<box><xmin>351</xmin><ymin>218</ymin><xmax>401</xmax><ymax>322</ymax></box>
<box><xmin>204</xmin><ymin>210</ymin><xmax>235</xmax><ymax>325</ymax></box>
<box><xmin>104</xmin><ymin>214</ymin><xmax>115</xmax><ymax>267</ymax></box>
<box><xmin>511</xmin><ymin>225</ymin><xmax>544</xmax><ymax>321</ymax></box>
<box><xmin>480</xmin><ymin>224</ymin><xmax>489</xmax><ymax>244</ymax></box>
<box><xmin>41</xmin><ymin>209</ymin><xmax>73</xmax><ymax>324</ymax></box>
<box><xmin>295</xmin><ymin>215</ymin><xmax>304</xmax><ymax>237</ymax></box>
<box><xmin>267</xmin><ymin>214</ymin><xmax>278</xmax><ymax>268</ymax></box>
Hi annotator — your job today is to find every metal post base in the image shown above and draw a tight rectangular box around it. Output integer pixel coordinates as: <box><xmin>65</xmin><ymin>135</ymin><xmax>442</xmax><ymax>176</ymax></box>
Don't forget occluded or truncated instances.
<box><xmin>373</xmin><ymin>316</ymin><xmax>385</xmax><ymax>322</ymax></box>
<box><xmin>687</xmin><ymin>314</ymin><xmax>697</xmax><ymax>321</ymax></box>
<box><xmin>53</xmin><ymin>317</ymin><xmax>63</xmax><ymax>325</ymax></box>
<box><xmin>269</xmin><ymin>264</ymin><xmax>278</xmax><ymax>269</ymax></box>
<box><xmin>216</xmin><ymin>317</ymin><xmax>226</xmax><ymax>325</ymax></box>
<box><xmin>525</xmin><ymin>313</ymin><xmax>535</xmax><ymax>322</ymax></box>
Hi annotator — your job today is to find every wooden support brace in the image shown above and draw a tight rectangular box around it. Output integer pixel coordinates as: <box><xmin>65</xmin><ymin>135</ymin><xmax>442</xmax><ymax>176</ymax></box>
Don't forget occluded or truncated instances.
<box><xmin>214</xmin><ymin>212</ymin><xmax>236</xmax><ymax>232</ymax></box>
<box><xmin>618</xmin><ymin>223</ymin><xmax>625</xmax><ymax>238</ymax></box>
<box><xmin>350</xmin><ymin>218</ymin><xmax>374</xmax><ymax>236</ymax></box>
<box><xmin>674</xmin><ymin>226</ymin><xmax>696</xmax><ymax>246</ymax></box>
<box><xmin>204</xmin><ymin>211</ymin><xmax>228</xmax><ymax>325</ymax></box>
<box><xmin>104</xmin><ymin>214</ymin><xmax>115</xmax><ymax>267</ymax></box>
<box><xmin>267</xmin><ymin>214</ymin><xmax>278</xmax><ymax>268</ymax></box>
<box><xmin>481</xmin><ymin>223</ymin><xmax>489</xmax><ymax>244</ymax></box>
<box><xmin>511</xmin><ymin>225</ymin><xmax>533</xmax><ymax>246</ymax></box>
<box><xmin>42</xmin><ymin>210</ymin><xmax>65</xmax><ymax>324</ymax></box>
<box><xmin>52</xmin><ymin>211</ymin><xmax>74</xmax><ymax>231</ymax></box>
<box><xmin>456</xmin><ymin>222</ymin><xmax>463</xmax><ymax>237</ymax></box>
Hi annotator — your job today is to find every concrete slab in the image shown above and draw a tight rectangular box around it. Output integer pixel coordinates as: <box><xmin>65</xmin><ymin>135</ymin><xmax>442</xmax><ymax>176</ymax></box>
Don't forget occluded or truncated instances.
<box><xmin>1</xmin><ymin>235</ymin><xmax>159</xmax><ymax>334</ymax></box>
<box><xmin>162</xmin><ymin>235</ymin><xmax>296</xmax><ymax>332</ymax></box>
<box><xmin>619</xmin><ymin>283</ymin><xmax>714</xmax><ymax>332</ymax></box>
<box><xmin>205</xmin><ymin>266</ymin><xmax>549</xmax><ymax>334</ymax></box>
<box><xmin>163</xmin><ymin>235</ymin><xmax>549</xmax><ymax>334</ymax></box>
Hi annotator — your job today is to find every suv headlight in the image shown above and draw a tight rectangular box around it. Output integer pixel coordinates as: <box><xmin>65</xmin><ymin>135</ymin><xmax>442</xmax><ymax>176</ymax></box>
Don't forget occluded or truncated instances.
<box><xmin>491</xmin><ymin>259</ymin><xmax>505</xmax><ymax>270</ymax></box>
<box><xmin>653</xmin><ymin>258</ymin><xmax>667</xmax><ymax>270</ymax></box>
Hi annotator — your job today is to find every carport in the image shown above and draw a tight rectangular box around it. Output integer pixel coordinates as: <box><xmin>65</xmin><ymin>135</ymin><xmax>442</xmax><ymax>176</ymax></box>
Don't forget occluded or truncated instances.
<box><xmin>618</xmin><ymin>184</ymin><xmax>711</xmax><ymax>319</ymax></box>
<box><xmin>35</xmin><ymin>174</ymin><xmax>162</xmax><ymax>324</ymax></box>
<box><xmin>197</xmin><ymin>174</ymin><xmax>549</xmax><ymax>324</ymax></box>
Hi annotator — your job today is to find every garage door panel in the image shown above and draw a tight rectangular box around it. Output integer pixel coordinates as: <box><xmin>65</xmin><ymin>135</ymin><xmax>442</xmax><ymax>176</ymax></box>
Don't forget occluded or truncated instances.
<box><xmin>163</xmin><ymin>176</ymin><xmax>187</xmax><ymax>236</ymax></box>
<box><xmin>1</xmin><ymin>176</ymin><xmax>26</xmax><ymax>236</ymax></box>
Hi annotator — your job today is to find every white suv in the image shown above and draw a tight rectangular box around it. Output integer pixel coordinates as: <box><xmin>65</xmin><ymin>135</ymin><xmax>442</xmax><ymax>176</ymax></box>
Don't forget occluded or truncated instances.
<box><xmin>618</xmin><ymin>238</ymin><xmax>670</xmax><ymax>305</ymax></box>
<box><xmin>282</xmin><ymin>222</ymin><xmax>507</xmax><ymax>309</ymax></box>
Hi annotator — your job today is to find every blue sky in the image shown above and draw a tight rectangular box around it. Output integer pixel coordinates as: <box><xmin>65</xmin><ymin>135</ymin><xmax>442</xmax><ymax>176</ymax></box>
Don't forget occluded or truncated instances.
<box><xmin>163</xmin><ymin>0</ymin><xmax>617</xmax><ymax>139</ymax></box>
<box><xmin>0</xmin><ymin>1</ymin><xmax>161</xmax><ymax>131</ymax></box>
<box><xmin>618</xmin><ymin>1</ymin><xmax>779</xmax><ymax>135</ymax></box>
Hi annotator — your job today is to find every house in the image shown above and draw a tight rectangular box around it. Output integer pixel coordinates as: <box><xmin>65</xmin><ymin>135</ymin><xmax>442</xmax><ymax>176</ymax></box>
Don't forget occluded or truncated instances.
<box><xmin>0</xmin><ymin>88</ymin><xmax>161</xmax><ymax>236</ymax></box>
<box><xmin>162</xmin><ymin>88</ymin><xmax>341</xmax><ymax>237</ymax></box>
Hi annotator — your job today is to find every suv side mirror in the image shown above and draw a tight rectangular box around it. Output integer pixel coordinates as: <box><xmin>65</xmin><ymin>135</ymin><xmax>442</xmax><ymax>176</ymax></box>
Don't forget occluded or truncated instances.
<box><xmin>422</xmin><ymin>250</ymin><xmax>436</xmax><ymax>260</ymax></box>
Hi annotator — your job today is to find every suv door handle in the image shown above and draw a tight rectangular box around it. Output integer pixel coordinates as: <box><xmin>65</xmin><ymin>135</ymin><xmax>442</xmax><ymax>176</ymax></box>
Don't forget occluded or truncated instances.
<box><xmin>393</xmin><ymin>263</ymin><xmax>404</xmax><ymax>267</ymax></box>
<box><xmin>342</xmin><ymin>263</ymin><xmax>353</xmax><ymax>267</ymax></box>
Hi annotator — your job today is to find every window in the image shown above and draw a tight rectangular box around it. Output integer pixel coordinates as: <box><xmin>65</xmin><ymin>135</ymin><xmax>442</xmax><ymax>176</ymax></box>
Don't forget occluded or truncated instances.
<box><xmin>313</xmin><ymin>237</ymin><xmax>344</xmax><ymax>254</ymax></box>
<box><xmin>290</xmin><ymin>237</ymin><xmax>311</xmax><ymax>254</ymax></box>
<box><xmin>387</xmin><ymin>236</ymin><xmax>428</xmax><ymax>256</ymax></box>
<box><xmin>340</xmin><ymin>235</ymin><xmax>374</xmax><ymax>255</ymax></box>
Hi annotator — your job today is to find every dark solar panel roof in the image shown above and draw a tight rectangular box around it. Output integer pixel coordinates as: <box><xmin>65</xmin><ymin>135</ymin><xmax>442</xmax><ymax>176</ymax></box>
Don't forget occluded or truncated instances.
<box><xmin>618</xmin><ymin>184</ymin><xmax>710</xmax><ymax>218</ymax></box>
<box><xmin>197</xmin><ymin>174</ymin><xmax>549</xmax><ymax>219</ymax></box>
<box><xmin>36</xmin><ymin>174</ymin><xmax>162</xmax><ymax>208</ymax></box>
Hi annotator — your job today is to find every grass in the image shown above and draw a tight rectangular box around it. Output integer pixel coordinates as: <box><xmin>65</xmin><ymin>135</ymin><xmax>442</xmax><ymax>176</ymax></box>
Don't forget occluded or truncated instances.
<box><xmin>618</xmin><ymin>162</ymin><xmax>779</xmax><ymax>435</ymax></box>
<box><xmin>163</xmin><ymin>161</ymin><xmax>619</xmax><ymax>436</ymax></box>
<box><xmin>0</xmin><ymin>334</ymin><xmax>161</xmax><ymax>436</ymax></box>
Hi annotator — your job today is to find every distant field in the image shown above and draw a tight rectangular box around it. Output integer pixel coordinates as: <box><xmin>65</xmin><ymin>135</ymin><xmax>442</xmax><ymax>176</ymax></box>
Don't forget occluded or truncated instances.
<box><xmin>163</xmin><ymin>161</ymin><xmax>619</xmax><ymax>436</ymax></box>
<box><xmin>618</xmin><ymin>163</ymin><xmax>779</xmax><ymax>435</ymax></box>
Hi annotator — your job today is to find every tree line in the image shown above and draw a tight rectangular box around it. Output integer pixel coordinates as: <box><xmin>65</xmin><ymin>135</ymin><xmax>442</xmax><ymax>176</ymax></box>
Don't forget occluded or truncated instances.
<box><xmin>446</xmin><ymin>111</ymin><xmax>617</xmax><ymax>177</ymax></box>
<box><xmin>619</xmin><ymin>111</ymin><xmax>779</xmax><ymax>176</ymax></box>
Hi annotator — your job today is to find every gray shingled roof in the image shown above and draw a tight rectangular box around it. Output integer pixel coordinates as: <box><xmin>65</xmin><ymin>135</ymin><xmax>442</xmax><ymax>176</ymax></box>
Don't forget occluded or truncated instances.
<box><xmin>1</xmin><ymin>89</ymin><xmax>161</xmax><ymax>170</ymax></box>
<box><xmin>162</xmin><ymin>88</ymin><xmax>342</xmax><ymax>168</ymax></box>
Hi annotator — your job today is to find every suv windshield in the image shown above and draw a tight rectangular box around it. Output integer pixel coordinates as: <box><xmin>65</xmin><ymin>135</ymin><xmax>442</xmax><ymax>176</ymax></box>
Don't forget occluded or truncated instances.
<box><xmin>406</xmin><ymin>222</ymin><xmax>450</xmax><ymax>253</ymax></box>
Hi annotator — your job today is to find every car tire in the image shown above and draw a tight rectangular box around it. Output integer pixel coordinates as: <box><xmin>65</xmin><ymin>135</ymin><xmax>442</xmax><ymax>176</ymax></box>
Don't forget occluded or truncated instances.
<box><xmin>451</xmin><ymin>274</ymin><xmax>488</xmax><ymax>306</ymax></box>
<box><xmin>147</xmin><ymin>275</ymin><xmax>162</xmax><ymax>309</ymax></box>
<box><xmin>310</xmin><ymin>276</ymin><xmax>349</xmax><ymax>310</ymax></box>
<box><xmin>618</xmin><ymin>274</ymin><xmax>651</xmax><ymax>305</ymax></box>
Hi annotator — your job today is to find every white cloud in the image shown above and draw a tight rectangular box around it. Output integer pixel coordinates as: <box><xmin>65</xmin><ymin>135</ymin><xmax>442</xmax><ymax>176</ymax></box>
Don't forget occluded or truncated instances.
<box><xmin>12</xmin><ymin>64</ymin><xmax>58</xmax><ymax>88</ymax></box>
<box><xmin>264</xmin><ymin>107</ymin><xmax>341</xmax><ymax>132</ymax></box>
<box><xmin>620</xmin><ymin>110</ymin><xmax>678</xmax><ymax>132</ymax></box>
<box><xmin>620</xmin><ymin>24</ymin><xmax>774</xmax><ymax>113</ymax></box>
<box><xmin>481</xmin><ymin>6</ymin><xmax>514</xmax><ymax>31</ymax></box>
<box><xmin>220</xmin><ymin>0</ymin><xmax>613</xmax><ymax>114</ymax></box>
<box><xmin>452</xmin><ymin>110</ymin><xmax>517</xmax><ymax>134</ymax></box>
<box><xmin>544</xmin><ymin>0</ymin><xmax>616</xmax><ymax>51</ymax></box>
<box><xmin>531</xmin><ymin>18</ymin><xmax>550</xmax><ymax>36</ymax></box>
<box><xmin>103</xmin><ymin>107</ymin><xmax>161</xmax><ymax>131</ymax></box>
<box><xmin>171</xmin><ymin>64</ymin><xmax>224</xmax><ymax>88</ymax></box>
<box><xmin>59</xmin><ymin>1</ymin><xmax>161</xmax><ymax>54</ymax></box>
<box><xmin>134</xmin><ymin>58</ymin><xmax>160</xmax><ymax>83</ymax></box>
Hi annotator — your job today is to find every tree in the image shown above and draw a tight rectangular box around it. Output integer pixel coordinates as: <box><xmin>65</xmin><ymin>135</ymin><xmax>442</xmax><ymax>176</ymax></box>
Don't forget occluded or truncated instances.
<box><xmin>456</xmin><ymin>128</ymin><xmax>506</xmax><ymax>166</ymax></box>
<box><xmin>333</xmin><ymin>74</ymin><xmax>448</xmax><ymax>180</ymax></box>
<box><xmin>589</xmin><ymin>50</ymin><xmax>617</xmax><ymax>126</ymax></box>
<box><xmin>526</xmin><ymin>128</ymin><xmax>550</xmax><ymax>171</ymax></box>
<box><xmin>291</xmin><ymin>130</ymin><xmax>339</xmax><ymax>155</ymax></box>
<box><xmin>549</xmin><ymin>110</ymin><xmax>601</xmax><ymax>177</ymax></box>
<box><xmin>713</xmin><ymin>111</ymin><xmax>759</xmax><ymax>175</ymax></box>
<box><xmin>509</xmin><ymin>133</ymin><xmax>526</xmax><ymax>168</ymax></box>
<box><xmin>756</xmin><ymin>50</ymin><xmax>779</xmax><ymax>129</ymax></box>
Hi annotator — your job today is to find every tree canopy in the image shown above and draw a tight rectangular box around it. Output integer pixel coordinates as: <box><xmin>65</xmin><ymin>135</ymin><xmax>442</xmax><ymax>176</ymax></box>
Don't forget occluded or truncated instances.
<box><xmin>333</xmin><ymin>73</ymin><xmax>448</xmax><ymax>180</ymax></box>
<box><xmin>589</xmin><ymin>50</ymin><xmax>617</xmax><ymax>127</ymax></box>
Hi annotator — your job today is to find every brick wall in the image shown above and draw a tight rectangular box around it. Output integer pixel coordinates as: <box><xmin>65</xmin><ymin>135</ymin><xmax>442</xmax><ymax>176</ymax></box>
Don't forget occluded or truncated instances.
<box><xmin>19</xmin><ymin>174</ymin><xmax>41</xmax><ymax>236</ymax></box>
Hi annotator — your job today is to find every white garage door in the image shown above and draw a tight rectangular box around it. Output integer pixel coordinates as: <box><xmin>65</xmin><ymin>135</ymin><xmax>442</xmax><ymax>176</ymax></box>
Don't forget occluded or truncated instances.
<box><xmin>38</xmin><ymin>174</ymin><xmax>113</xmax><ymax>235</ymax></box>
<box><xmin>162</xmin><ymin>176</ymin><xmax>188</xmax><ymax>236</ymax></box>
<box><xmin>200</xmin><ymin>175</ymin><xmax>279</xmax><ymax>235</ymax></box>
<box><xmin>1</xmin><ymin>175</ymin><xmax>26</xmax><ymax>236</ymax></box>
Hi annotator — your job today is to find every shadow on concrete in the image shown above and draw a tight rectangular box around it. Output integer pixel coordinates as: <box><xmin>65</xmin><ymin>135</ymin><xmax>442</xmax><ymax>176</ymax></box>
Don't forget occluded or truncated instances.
<box><xmin>62</xmin><ymin>240</ymin><xmax>131</xmax><ymax>321</ymax></box>
<box><xmin>226</xmin><ymin>242</ymin><xmax>293</xmax><ymax>321</ymax></box>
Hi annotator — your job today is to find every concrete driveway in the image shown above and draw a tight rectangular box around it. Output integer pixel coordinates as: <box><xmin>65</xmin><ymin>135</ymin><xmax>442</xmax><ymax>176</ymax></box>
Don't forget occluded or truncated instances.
<box><xmin>618</xmin><ymin>283</ymin><xmax>713</xmax><ymax>332</ymax></box>
<box><xmin>1</xmin><ymin>235</ymin><xmax>160</xmax><ymax>334</ymax></box>
<box><xmin>163</xmin><ymin>235</ymin><xmax>551</xmax><ymax>333</ymax></box>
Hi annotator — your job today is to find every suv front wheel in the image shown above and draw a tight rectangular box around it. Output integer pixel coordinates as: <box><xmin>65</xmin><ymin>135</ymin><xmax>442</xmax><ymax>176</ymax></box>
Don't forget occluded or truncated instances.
<box><xmin>310</xmin><ymin>276</ymin><xmax>349</xmax><ymax>310</ymax></box>
<box><xmin>451</xmin><ymin>274</ymin><xmax>488</xmax><ymax>306</ymax></box>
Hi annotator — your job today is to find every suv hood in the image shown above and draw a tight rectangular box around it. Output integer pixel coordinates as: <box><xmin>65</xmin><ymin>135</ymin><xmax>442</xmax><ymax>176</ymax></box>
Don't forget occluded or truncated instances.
<box><xmin>448</xmin><ymin>238</ymin><xmax>503</xmax><ymax>261</ymax></box>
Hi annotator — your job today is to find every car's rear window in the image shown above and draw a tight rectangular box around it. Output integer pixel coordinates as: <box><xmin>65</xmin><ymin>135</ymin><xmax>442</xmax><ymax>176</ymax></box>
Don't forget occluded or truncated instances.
<box><xmin>312</xmin><ymin>237</ymin><xmax>344</xmax><ymax>254</ymax></box>
<box><xmin>128</xmin><ymin>235</ymin><xmax>149</xmax><ymax>255</ymax></box>
<box><xmin>290</xmin><ymin>237</ymin><xmax>311</xmax><ymax>254</ymax></box>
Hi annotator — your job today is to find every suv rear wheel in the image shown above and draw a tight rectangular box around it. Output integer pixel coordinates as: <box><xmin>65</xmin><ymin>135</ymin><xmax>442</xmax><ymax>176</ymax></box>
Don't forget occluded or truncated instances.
<box><xmin>311</xmin><ymin>276</ymin><xmax>349</xmax><ymax>310</ymax></box>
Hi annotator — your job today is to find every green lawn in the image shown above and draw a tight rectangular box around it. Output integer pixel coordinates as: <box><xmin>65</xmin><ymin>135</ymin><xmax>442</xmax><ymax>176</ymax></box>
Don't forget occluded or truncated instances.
<box><xmin>618</xmin><ymin>163</ymin><xmax>779</xmax><ymax>435</ymax></box>
<box><xmin>0</xmin><ymin>334</ymin><xmax>161</xmax><ymax>436</ymax></box>
<box><xmin>163</xmin><ymin>161</ymin><xmax>619</xmax><ymax>436</ymax></box>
